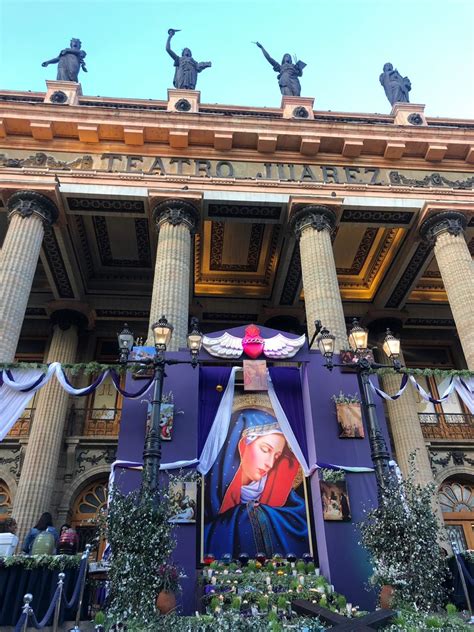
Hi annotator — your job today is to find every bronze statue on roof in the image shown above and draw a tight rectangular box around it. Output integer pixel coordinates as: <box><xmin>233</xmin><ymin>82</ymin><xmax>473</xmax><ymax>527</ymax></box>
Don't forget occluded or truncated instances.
<box><xmin>255</xmin><ymin>42</ymin><xmax>306</xmax><ymax>97</ymax></box>
<box><xmin>42</xmin><ymin>38</ymin><xmax>87</xmax><ymax>82</ymax></box>
<box><xmin>166</xmin><ymin>29</ymin><xmax>212</xmax><ymax>90</ymax></box>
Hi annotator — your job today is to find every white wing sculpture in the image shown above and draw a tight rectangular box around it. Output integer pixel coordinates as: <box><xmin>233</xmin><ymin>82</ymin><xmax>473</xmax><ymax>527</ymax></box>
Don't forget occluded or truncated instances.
<box><xmin>202</xmin><ymin>331</ymin><xmax>243</xmax><ymax>358</ymax></box>
<box><xmin>263</xmin><ymin>333</ymin><xmax>306</xmax><ymax>359</ymax></box>
<box><xmin>202</xmin><ymin>326</ymin><xmax>306</xmax><ymax>359</ymax></box>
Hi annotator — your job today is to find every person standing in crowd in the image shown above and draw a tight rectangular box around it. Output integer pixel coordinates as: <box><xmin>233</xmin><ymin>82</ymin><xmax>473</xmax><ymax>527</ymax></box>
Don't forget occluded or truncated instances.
<box><xmin>22</xmin><ymin>512</ymin><xmax>59</xmax><ymax>554</ymax></box>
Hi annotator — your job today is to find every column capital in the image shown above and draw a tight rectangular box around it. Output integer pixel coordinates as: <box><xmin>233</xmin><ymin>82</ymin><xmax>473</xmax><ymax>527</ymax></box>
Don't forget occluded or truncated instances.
<box><xmin>152</xmin><ymin>199</ymin><xmax>199</xmax><ymax>234</ymax></box>
<box><xmin>7</xmin><ymin>191</ymin><xmax>58</xmax><ymax>226</ymax></box>
<box><xmin>289</xmin><ymin>205</ymin><xmax>337</xmax><ymax>240</ymax></box>
<box><xmin>50</xmin><ymin>308</ymin><xmax>89</xmax><ymax>331</ymax></box>
<box><xmin>420</xmin><ymin>211</ymin><xmax>467</xmax><ymax>245</ymax></box>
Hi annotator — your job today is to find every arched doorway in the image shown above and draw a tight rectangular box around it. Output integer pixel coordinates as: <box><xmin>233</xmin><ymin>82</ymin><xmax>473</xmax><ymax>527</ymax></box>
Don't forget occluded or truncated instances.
<box><xmin>439</xmin><ymin>477</ymin><xmax>474</xmax><ymax>552</ymax></box>
<box><xmin>71</xmin><ymin>478</ymin><xmax>108</xmax><ymax>560</ymax></box>
<box><xmin>0</xmin><ymin>481</ymin><xmax>12</xmax><ymax>522</ymax></box>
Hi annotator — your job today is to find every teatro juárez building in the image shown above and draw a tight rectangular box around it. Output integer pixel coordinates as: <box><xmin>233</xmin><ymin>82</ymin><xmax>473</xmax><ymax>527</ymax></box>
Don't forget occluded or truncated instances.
<box><xmin>0</xmin><ymin>68</ymin><xmax>473</xmax><ymax>604</ymax></box>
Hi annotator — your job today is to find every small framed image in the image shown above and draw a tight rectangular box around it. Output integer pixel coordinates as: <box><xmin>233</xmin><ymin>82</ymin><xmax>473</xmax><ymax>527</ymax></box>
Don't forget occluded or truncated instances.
<box><xmin>320</xmin><ymin>480</ymin><xmax>351</xmax><ymax>522</ymax></box>
<box><xmin>169</xmin><ymin>481</ymin><xmax>197</xmax><ymax>523</ymax></box>
<box><xmin>243</xmin><ymin>360</ymin><xmax>268</xmax><ymax>391</ymax></box>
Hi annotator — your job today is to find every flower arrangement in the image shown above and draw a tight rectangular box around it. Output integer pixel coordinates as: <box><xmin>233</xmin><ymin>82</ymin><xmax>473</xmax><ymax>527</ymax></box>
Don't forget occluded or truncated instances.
<box><xmin>157</xmin><ymin>563</ymin><xmax>181</xmax><ymax>593</ymax></box>
<box><xmin>319</xmin><ymin>468</ymin><xmax>346</xmax><ymax>483</ymax></box>
<box><xmin>331</xmin><ymin>391</ymin><xmax>361</xmax><ymax>405</ymax></box>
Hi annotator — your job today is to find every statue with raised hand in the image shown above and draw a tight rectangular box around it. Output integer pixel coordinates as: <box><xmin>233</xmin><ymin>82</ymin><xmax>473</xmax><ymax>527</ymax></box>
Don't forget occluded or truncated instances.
<box><xmin>255</xmin><ymin>42</ymin><xmax>306</xmax><ymax>97</ymax></box>
<box><xmin>166</xmin><ymin>29</ymin><xmax>212</xmax><ymax>90</ymax></box>
<box><xmin>42</xmin><ymin>38</ymin><xmax>87</xmax><ymax>82</ymax></box>
<box><xmin>379</xmin><ymin>62</ymin><xmax>411</xmax><ymax>106</ymax></box>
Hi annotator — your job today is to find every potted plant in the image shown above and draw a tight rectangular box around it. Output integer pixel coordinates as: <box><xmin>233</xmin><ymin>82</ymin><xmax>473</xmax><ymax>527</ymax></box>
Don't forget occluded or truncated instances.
<box><xmin>331</xmin><ymin>391</ymin><xmax>364</xmax><ymax>439</ymax></box>
<box><xmin>155</xmin><ymin>562</ymin><xmax>181</xmax><ymax>614</ymax></box>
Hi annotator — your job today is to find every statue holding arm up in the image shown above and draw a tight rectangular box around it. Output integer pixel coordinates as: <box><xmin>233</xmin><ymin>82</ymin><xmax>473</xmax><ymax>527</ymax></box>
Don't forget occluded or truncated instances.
<box><xmin>255</xmin><ymin>42</ymin><xmax>306</xmax><ymax>97</ymax></box>
<box><xmin>42</xmin><ymin>38</ymin><xmax>87</xmax><ymax>82</ymax></box>
<box><xmin>166</xmin><ymin>29</ymin><xmax>212</xmax><ymax>90</ymax></box>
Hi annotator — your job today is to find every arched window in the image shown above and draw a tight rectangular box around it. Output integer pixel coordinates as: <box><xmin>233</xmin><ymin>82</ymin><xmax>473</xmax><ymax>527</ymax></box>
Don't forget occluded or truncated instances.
<box><xmin>71</xmin><ymin>479</ymin><xmax>108</xmax><ymax>560</ymax></box>
<box><xmin>439</xmin><ymin>479</ymin><xmax>474</xmax><ymax>552</ymax></box>
<box><xmin>0</xmin><ymin>481</ymin><xmax>12</xmax><ymax>519</ymax></box>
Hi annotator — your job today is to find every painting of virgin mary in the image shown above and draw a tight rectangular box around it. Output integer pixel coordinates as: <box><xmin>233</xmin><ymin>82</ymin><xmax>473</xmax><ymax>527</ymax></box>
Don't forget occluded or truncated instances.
<box><xmin>203</xmin><ymin>397</ymin><xmax>311</xmax><ymax>559</ymax></box>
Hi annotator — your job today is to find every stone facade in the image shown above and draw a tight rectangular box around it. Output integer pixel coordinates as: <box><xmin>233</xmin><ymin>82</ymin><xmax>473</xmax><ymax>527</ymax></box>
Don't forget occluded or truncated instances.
<box><xmin>0</xmin><ymin>85</ymin><xmax>473</xmax><ymax>546</ymax></box>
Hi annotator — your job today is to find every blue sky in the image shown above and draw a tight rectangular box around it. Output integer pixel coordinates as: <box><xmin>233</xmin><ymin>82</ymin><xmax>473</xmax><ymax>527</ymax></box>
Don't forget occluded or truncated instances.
<box><xmin>0</xmin><ymin>0</ymin><xmax>473</xmax><ymax>118</ymax></box>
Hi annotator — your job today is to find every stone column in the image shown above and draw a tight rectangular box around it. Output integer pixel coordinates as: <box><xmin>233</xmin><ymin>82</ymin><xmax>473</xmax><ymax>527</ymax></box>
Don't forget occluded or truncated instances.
<box><xmin>12</xmin><ymin>310</ymin><xmax>82</xmax><ymax>544</ymax></box>
<box><xmin>378</xmin><ymin>347</ymin><xmax>434</xmax><ymax>487</ymax></box>
<box><xmin>147</xmin><ymin>200</ymin><xmax>199</xmax><ymax>350</ymax></box>
<box><xmin>0</xmin><ymin>191</ymin><xmax>58</xmax><ymax>362</ymax></box>
<box><xmin>290</xmin><ymin>205</ymin><xmax>347</xmax><ymax>351</ymax></box>
<box><xmin>421</xmin><ymin>211</ymin><xmax>474</xmax><ymax>369</ymax></box>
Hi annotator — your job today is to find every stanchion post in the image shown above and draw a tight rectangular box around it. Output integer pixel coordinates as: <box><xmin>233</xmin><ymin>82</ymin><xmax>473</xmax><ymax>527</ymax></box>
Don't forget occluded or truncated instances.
<box><xmin>71</xmin><ymin>544</ymin><xmax>91</xmax><ymax>632</ymax></box>
<box><xmin>22</xmin><ymin>593</ymin><xmax>33</xmax><ymax>632</ymax></box>
<box><xmin>52</xmin><ymin>572</ymin><xmax>65</xmax><ymax>632</ymax></box>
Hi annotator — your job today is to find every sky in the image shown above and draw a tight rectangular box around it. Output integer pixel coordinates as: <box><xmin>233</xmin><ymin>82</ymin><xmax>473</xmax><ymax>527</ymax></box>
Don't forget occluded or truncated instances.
<box><xmin>0</xmin><ymin>0</ymin><xmax>473</xmax><ymax>119</ymax></box>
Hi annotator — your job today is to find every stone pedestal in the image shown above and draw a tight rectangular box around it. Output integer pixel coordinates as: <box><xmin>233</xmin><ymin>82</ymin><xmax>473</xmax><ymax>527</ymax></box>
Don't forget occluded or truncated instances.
<box><xmin>391</xmin><ymin>102</ymin><xmax>427</xmax><ymax>126</ymax></box>
<box><xmin>12</xmin><ymin>318</ymin><xmax>79</xmax><ymax>544</ymax></box>
<box><xmin>421</xmin><ymin>211</ymin><xmax>474</xmax><ymax>369</ymax></box>
<box><xmin>281</xmin><ymin>96</ymin><xmax>315</xmax><ymax>120</ymax></box>
<box><xmin>146</xmin><ymin>200</ymin><xmax>199</xmax><ymax>350</ymax></box>
<box><xmin>167</xmin><ymin>89</ymin><xmax>200</xmax><ymax>113</ymax></box>
<box><xmin>44</xmin><ymin>80</ymin><xmax>82</xmax><ymax>106</ymax></box>
<box><xmin>290</xmin><ymin>205</ymin><xmax>347</xmax><ymax>351</ymax></box>
<box><xmin>0</xmin><ymin>192</ymin><xmax>58</xmax><ymax>362</ymax></box>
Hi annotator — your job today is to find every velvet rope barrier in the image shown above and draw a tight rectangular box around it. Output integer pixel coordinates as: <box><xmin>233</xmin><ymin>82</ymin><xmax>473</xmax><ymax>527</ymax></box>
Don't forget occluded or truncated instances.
<box><xmin>14</xmin><ymin>585</ymin><xmax>61</xmax><ymax>631</ymax></box>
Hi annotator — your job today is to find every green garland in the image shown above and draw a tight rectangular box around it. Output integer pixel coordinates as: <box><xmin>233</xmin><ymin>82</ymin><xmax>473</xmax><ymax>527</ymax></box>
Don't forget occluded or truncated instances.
<box><xmin>0</xmin><ymin>553</ymin><xmax>82</xmax><ymax>570</ymax></box>
<box><xmin>1</xmin><ymin>361</ymin><xmax>472</xmax><ymax>378</ymax></box>
<box><xmin>0</xmin><ymin>361</ymin><xmax>141</xmax><ymax>375</ymax></box>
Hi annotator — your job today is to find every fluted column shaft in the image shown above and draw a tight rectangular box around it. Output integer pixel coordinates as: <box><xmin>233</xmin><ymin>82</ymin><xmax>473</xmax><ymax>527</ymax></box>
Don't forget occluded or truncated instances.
<box><xmin>421</xmin><ymin>212</ymin><xmax>474</xmax><ymax>369</ymax></box>
<box><xmin>0</xmin><ymin>192</ymin><xmax>58</xmax><ymax>362</ymax></box>
<box><xmin>147</xmin><ymin>200</ymin><xmax>199</xmax><ymax>350</ymax></box>
<box><xmin>291</xmin><ymin>206</ymin><xmax>347</xmax><ymax>351</ymax></box>
<box><xmin>13</xmin><ymin>321</ymin><xmax>78</xmax><ymax>544</ymax></box>
<box><xmin>380</xmin><ymin>348</ymin><xmax>434</xmax><ymax>486</ymax></box>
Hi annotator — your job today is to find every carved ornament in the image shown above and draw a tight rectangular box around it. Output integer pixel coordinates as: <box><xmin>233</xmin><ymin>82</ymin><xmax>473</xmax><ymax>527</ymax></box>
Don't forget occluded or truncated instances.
<box><xmin>7</xmin><ymin>191</ymin><xmax>58</xmax><ymax>225</ymax></box>
<box><xmin>420</xmin><ymin>211</ymin><xmax>468</xmax><ymax>245</ymax></box>
<box><xmin>289</xmin><ymin>205</ymin><xmax>337</xmax><ymax>240</ymax></box>
<box><xmin>152</xmin><ymin>199</ymin><xmax>200</xmax><ymax>234</ymax></box>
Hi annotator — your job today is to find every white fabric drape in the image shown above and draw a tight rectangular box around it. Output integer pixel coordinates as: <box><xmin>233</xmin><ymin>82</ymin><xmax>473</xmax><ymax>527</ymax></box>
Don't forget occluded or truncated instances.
<box><xmin>197</xmin><ymin>367</ymin><xmax>238</xmax><ymax>475</ymax></box>
<box><xmin>455</xmin><ymin>377</ymin><xmax>474</xmax><ymax>414</ymax></box>
<box><xmin>0</xmin><ymin>369</ymin><xmax>44</xmax><ymax>440</ymax></box>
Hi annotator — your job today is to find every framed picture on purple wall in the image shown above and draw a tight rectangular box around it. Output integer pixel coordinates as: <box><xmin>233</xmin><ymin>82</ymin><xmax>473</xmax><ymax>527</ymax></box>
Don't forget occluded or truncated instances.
<box><xmin>320</xmin><ymin>480</ymin><xmax>351</xmax><ymax>522</ymax></box>
<box><xmin>170</xmin><ymin>481</ymin><xmax>197</xmax><ymax>523</ymax></box>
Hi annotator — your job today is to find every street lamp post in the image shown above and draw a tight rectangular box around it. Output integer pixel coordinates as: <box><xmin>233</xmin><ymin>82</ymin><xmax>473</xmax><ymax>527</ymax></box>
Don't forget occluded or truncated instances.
<box><xmin>118</xmin><ymin>316</ymin><xmax>203</xmax><ymax>494</ymax></box>
<box><xmin>316</xmin><ymin>319</ymin><xmax>401</xmax><ymax>501</ymax></box>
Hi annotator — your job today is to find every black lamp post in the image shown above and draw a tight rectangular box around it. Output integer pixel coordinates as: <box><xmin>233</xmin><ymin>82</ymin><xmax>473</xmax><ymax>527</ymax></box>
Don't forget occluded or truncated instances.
<box><xmin>118</xmin><ymin>316</ymin><xmax>203</xmax><ymax>494</ymax></box>
<box><xmin>316</xmin><ymin>319</ymin><xmax>401</xmax><ymax>501</ymax></box>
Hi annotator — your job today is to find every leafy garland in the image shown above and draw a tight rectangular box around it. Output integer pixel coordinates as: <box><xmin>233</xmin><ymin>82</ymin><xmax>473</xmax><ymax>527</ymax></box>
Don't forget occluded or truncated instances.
<box><xmin>0</xmin><ymin>553</ymin><xmax>81</xmax><ymax>570</ymax></box>
<box><xmin>0</xmin><ymin>361</ymin><xmax>473</xmax><ymax>379</ymax></box>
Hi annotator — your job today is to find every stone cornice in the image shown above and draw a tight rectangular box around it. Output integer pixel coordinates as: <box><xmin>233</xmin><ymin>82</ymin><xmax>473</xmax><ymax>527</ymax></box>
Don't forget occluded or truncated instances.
<box><xmin>1</xmin><ymin>96</ymin><xmax>473</xmax><ymax>166</ymax></box>
<box><xmin>6</xmin><ymin>190</ymin><xmax>58</xmax><ymax>225</ymax></box>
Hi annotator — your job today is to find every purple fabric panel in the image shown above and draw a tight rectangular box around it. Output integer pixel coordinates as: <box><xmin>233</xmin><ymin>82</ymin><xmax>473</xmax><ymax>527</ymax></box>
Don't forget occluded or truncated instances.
<box><xmin>268</xmin><ymin>366</ymin><xmax>309</xmax><ymax>463</ymax></box>
<box><xmin>198</xmin><ymin>366</ymin><xmax>232</xmax><ymax>454</ymax></box>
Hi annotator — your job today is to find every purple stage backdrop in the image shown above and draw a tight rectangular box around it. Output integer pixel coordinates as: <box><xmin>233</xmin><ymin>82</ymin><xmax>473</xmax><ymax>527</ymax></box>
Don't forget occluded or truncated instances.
<box><xmin>116</xmin><ymin>326</ymin><xmax>390</xmax><ymax>613</ymax></box>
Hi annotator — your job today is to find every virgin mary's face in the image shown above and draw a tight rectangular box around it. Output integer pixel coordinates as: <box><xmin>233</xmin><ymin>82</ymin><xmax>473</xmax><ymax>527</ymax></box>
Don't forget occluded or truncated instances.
<box><xmin>241</xmin><ymin>433</ymin><xmax>286</xmax><ymax>485</ymax></box>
